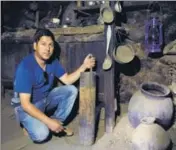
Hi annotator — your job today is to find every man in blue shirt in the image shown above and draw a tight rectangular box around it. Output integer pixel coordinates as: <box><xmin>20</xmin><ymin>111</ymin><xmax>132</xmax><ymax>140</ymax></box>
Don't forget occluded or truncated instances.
<box><xmin>14</xmin><ymin>29</ymin><xmax>95</xmax><ymax>143</ymax></box>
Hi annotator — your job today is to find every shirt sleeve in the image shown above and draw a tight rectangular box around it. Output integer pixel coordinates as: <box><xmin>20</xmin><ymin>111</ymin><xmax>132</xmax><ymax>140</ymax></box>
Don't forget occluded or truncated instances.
<box><xmin>14</xmin><ymin>63</ymin><xmax>33</xmax><ymax>94</ymax></box>
<box><xmin>53</xmin><ymin>59</ymin><xmax>66</xmax><ymax>78</ymax></box>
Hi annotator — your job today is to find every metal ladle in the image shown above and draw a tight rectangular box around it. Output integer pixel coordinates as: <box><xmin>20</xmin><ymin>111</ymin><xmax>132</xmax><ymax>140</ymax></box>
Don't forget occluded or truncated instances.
<box><xmin>102</xmin><ymin>25</ymin><xmax>112</xmax><ymax>70</ymax></box>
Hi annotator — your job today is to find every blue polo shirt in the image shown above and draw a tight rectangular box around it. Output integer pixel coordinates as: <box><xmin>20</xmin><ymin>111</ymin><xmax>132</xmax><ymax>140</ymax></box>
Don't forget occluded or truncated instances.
<box><xmin>14</xmin><ymin>52</ymin><xmax>66</xmax><ymax>104</ymax></box>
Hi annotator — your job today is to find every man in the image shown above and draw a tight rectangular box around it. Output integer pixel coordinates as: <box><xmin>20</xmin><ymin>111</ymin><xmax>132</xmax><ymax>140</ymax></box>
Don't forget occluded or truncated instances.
<box><xmin>13</xmin><ymin>28</ymin><xmax>95</xmax><ymax>143</ymax></box>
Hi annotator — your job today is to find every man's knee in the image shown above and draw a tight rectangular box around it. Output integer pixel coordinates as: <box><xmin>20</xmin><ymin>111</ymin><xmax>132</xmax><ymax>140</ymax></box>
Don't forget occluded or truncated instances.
<box><xmin>31</xmin><ymin>126</ymin><xmax>50</xmax><ymax>142</ymax></box>
<box><xmin>68</xmin><ymin>85</ymin><xmax>78</xmax><ymax>96</ymax></box>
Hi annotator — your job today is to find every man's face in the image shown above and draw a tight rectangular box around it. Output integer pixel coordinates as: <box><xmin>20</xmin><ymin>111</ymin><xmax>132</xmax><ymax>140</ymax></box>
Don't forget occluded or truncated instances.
<box><xmin>33</xmin><ymin>36</ymin><xmax>54</xmax><ymax>61</ymax></box>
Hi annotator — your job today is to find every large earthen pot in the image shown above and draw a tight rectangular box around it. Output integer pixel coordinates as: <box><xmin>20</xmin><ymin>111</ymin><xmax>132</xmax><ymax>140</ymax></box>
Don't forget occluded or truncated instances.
<box><xmin>128</xmin><ymin>82</ymin><xmax>173</xmax><ymax>128</ymax></box>
<box><xmin>131</xmin><ymin>117</ymin><xmax>171</xmax><ymax>150</ymax></box>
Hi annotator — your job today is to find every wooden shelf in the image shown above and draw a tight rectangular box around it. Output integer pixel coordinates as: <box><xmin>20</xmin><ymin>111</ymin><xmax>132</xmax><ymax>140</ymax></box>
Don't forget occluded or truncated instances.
<box><xmin>1</xmin><ymin>25</ymin><xmax>129</xmax><ymax>44</ymax></box>
<box><xmin>1</xmin><ymin>25</ymin><xmax>104</xmax><ymax>42</ymax></box>
<box><xmin>74</xmin><ymin>5</ymin><xmax>100</xmax><ymax>11</ymax></box>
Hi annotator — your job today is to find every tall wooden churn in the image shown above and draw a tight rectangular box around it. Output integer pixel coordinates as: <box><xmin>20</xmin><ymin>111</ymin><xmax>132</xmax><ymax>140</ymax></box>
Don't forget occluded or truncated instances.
<box><xmin>79</xmin><ymin>69</ymin><xmax>96</xmax><ymax>145</ymax></box>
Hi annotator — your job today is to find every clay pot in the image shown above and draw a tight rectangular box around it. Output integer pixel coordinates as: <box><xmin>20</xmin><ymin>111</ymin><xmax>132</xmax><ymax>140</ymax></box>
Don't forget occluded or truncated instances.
<box><xmin>131</xmin><ymin>117</ymin><xmax>170</xmax><ymax>150</ymax></box>
<box><xmin>128</xmin><ymin>82</ymin><xmax>173</xmax><ymax>128</ymax></box>
<box><xmin>169</xmin><ymin>82</ymin><xmax>176</xmax><ymax>127</ymax></box>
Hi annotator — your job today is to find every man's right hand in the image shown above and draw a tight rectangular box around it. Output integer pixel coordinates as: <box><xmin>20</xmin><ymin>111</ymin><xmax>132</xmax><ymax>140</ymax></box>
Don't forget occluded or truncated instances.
<box><xmin>83</xmin><ymin>54</ymin><xmax>96</xmax><ymax>69</ymax></box>
<box><xmin>47</xmin><ymin>118</ymin><xmax>64</xmax><ymax>133</ymax></box>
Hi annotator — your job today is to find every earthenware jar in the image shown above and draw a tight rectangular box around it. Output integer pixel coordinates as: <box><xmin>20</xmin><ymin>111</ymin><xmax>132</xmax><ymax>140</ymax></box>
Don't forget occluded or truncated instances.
<box><xmin>131</xmin><ymin>117</ymin><xmax>170</xmax><ymax>150</ymax></box>
<box><xmin>169</xmin><ymin>82</ymin><xmax>176</xmax><ymax>127</ymax></box>
<box><xmin>128</xmin><ymin>82</ymin><xmax>173</xmax><ymax>128</ymax></box>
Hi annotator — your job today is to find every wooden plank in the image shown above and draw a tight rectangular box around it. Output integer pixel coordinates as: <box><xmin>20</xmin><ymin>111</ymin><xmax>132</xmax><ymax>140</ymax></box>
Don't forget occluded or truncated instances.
<box><xmin>1</xmin><ymin>33</ymin><xmax>105</xmax><ymax>44</ymax></box>
<box><xmin>79</xmin><ymin>71</ymin><xmax>96</xmax><ymax>145</ymax></box>
<box><xmin>1</xmin><ymin>25</ymin><xmax>129</xmax><ymax>44</ymax></box>
<box><xmin>53</xmin><ymin>25</ymin><xmax>104</xmax><ymax>35</ymax></box>
<box><xmin>1</xmin><ymin>25</ymin><xmax>104</xmax><ymax>40</ymax></box>
<box><xmin>104</xmin><ymin>24</ymin><xmax>116</xmax><ymax>133</ymax></box>
<box><xmin>57</xmin><ymin>33</ymin><xmax>104</xmax><ymax>43</ymax></box>
<box><xmin>1</xmin><ymin>43</ymin><xmax>32</xmax><ymax>80</ymax></box>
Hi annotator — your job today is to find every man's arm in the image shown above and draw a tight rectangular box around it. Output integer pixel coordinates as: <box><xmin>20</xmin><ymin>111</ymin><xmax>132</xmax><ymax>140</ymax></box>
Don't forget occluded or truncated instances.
<box><xmin>59</xmin><ymin>64</ymin><xmax>86</xmax><ymax>85</ymax></box>
<box><xmin>59</xmin><ymin>54</ymin><xmax>95</xmax><ymax>85</ymax></box>
<box><xmin>20</xmin><ymin>93</ymin><xmax>64</xmax><ymax>132</ymax></box>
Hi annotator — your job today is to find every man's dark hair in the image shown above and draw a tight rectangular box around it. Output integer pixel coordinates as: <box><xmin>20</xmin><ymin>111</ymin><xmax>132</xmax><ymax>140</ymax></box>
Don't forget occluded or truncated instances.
<box><xmin>33</xmin><ymin>28</ymin><xmax>55</xmax><ymax>43</ymax></box>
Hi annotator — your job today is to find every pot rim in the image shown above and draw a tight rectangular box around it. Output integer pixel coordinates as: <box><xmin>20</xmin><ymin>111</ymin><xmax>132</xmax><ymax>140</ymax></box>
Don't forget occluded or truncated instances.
<box><xmin>140</xmin><ymin>82</ymin><xmax>170</xmax><ymax>98</ymax></box>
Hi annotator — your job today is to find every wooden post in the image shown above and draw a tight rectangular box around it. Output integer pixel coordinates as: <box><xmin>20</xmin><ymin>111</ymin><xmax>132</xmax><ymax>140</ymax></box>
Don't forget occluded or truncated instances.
<box><xmin>79</xmin><ymin>71</ymin><xmax>96</xmax><ymax>145</ymax></box>
<box><xmin>104</xmin><ymin>24</ymin><xmax>116</xmax><ymax>133</ymax></box>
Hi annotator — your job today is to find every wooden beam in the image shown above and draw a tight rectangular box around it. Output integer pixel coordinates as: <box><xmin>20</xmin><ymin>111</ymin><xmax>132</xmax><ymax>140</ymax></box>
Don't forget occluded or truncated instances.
<box><xmin>1</xmin><ymin>25</ymin><xmax>130</xmax><ymax>44</ymax></box>
<box><xmin>52</xmin><ymin>25</ymin><xmax>104</xmax><ymax>35</ymax></box>
<box><xmin>1</xmin><ymin>25</ymin><xmax>104</xmax><ymax>40</ymax></box>
<box><xmin>104</xmin><ymin>24</ymin><xmax>116</xmax><ymax>133</ymax></box>
<box><xmin>1</xmin><ymin>33</ymin><xmax>105</xmax><ymax>44</ymax></box>
<box><xmin>57</xmin><ymin>33</ymin><xmax>104</xmax><ymax>43</ymax></box>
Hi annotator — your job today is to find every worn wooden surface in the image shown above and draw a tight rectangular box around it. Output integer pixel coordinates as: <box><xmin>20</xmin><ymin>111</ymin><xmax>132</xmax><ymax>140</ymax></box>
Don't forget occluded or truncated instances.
<box><xmin>1</xmin><ymin>43</ymin><xmax>32</xmax><ymax>97</ymax></box>
<box><xmin>1</xmin><ymin>33</ymin><xmax>104</xmax><ymax>44</ymax></box>
<box><xmin>1</xmin><ymin>26</ymin><xmax>127</xmax><ymax>44</ymax></box>
<box><xmin>1</xmin><ymin>25</ymin><xmax>104</xmax><ymax>41</ymax></box>
<box><xmin>103</xmin><ymin>25</ymin><xmax>116</xmax><ymax>133</ymax></box>
<box><xmin>79</xmin><ymin>72</ymin><xmax>96</xmax><ymax>145</ymax></box>
<box><xmin>1</xmin><ymin>43</ymin><xmax>32</xmax><ymax>81</ymax></box>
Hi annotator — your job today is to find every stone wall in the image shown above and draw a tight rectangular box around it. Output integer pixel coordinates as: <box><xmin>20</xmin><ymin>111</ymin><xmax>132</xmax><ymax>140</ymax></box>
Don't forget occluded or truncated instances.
<box><xmin>118</xmin><ymin>43</ymin><xmax>175</xmax><ymax>103</ymax></box>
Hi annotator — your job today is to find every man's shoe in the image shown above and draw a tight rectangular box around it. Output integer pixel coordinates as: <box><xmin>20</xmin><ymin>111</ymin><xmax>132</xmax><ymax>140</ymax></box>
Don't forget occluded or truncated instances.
<box><xmin>55</xmin><ymin>127</ymin><xmax>74</xmax><ymax>137</ymax></box>
<box><xmin>63</xmin><ymin>127</ymin><xmax>74</xmax><ymax>136</ymax></box>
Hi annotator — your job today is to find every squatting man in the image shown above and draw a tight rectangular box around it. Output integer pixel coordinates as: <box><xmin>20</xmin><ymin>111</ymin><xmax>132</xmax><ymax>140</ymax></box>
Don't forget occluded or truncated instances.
<box><xmin>13</xmin><ymin>28</ymin><xmax>96</xmax><ymax>142</ymax></box>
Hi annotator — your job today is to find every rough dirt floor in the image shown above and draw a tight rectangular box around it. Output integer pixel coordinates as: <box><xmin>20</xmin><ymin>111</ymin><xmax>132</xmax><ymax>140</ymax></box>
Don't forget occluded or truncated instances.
<box><xmin>2</xmin><ymin>90</ymin><xmax>176</xmax><ymax>150</ymax></box>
